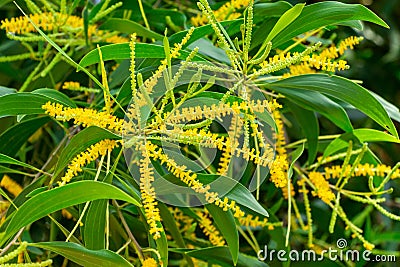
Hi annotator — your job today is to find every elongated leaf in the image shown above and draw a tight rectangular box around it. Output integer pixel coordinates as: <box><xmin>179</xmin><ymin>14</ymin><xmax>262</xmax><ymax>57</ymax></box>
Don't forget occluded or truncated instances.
<box><xmin>267</xmin><ymin>74</ymin><xmax>398</xmax><ymax>138</ymax></box>
<box><xmin>271</xmin><ymin>1</ymin><xmax>389</xmax><ymax>48</ymax></box>
<box><xmin>79</xmin><ymin>43</ymin><xmax>204</xmax><ymax>67</ymax></box>
<box><xmin>0</xmin><ymin>116</ymin><xmax>50</xmax><ymax>157</ymax></box>
<box><xmin>0</xmin><ymin>181</ymin><xmax>141</xmax><ymax>246</ymax></box>
<box><xmin>287</xmin><ymin>101</ymin><xmax>318</xmax><ymax>164</ymax></box>
<box><xmin>271</xmin><ymin>88</ymin><xmax>353</xmax><ymax>132</ymax></box>
<box><xmin>84</xmin><ymin>200</ymin><xmax>107</xmax><ymax>250</ymax></box>
<box><xmin>323</xmin><ymin>129</ymin><xmax>400</xmax><ymax>158</ymax></box>
<box><xmin>54</xmin><ymin>126</ymin><xmax>120</xmax><ymax>178</ymax></box>
<box><xmin>185</xmin><ymin>247</ymin><xmax>269</xmax><ymax>267</ymax></box>
<box><xmin>206</xmin><ymin>204</ymin><xmax>239</xmax><ymax>265</ymax></box>
<box><xmin>32</xmin><ymin>88</ymin><xmax>76</xmax><ymax>108</ymax></box>
<box><xmin>0</xmin><ymin>90</ymin><xmax>75</xmax><ymax>118</ymax></box>
<box><xmin>265</xmin><ymin>3</ymin><xmax>304</xmax><ymax>43</ymax></box>
<box><xmin>30</xmin><ymin>242</ymin><xmax>133</xmax><ymax>267</ymax></box>
<box><xmin>155</xmin><ymin>173</ymin><xmax>268</xmax><ymax>217</ymax></box>
<box><xmin>0</xmin><ymin>153</ymin><xmax>39</xmax><ymax>171</ymax></box>
<box><xmin>0</xmin><ymin>86</ymin><xmax>16</xmax><ymax>96</ymax></box>
<box><xmin>100</xmin><ymin>18</ymin><xmax>163</xmax><ymax>40</ymax></box>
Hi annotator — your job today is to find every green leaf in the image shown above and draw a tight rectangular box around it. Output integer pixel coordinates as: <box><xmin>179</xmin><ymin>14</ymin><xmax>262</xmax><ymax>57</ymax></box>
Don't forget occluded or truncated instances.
<box><xmin>323</xmin><ymin>129</ymin><xmax>400</xmax><ymax>158</ymax></box>
<box><xmin>271</xmin><ymin>1</ymin><xmax>389</xmax><ymax>48</ymax></box>
<box><xmin>0</xmin><ymin>116</ymin><xmax>51</xmax><ymax>157</ymax></box>
<box><xmin>84</xmin><ymin>200</ymin><xmax>107</xmax><ymax>249</ymax></box>
<box><xmin>206</xmin><ymin>204</ymin><xmax>239</xmax><ymax>265</ymax></box>
<box><xmin>0</xmin><ymin>181</ymin><xmax>141</xmax><ymax>246</ymax></box>
<box><xmin>0</xmin><ymin>90</ymin><xmax>75</xmax><ymax>118</ymax></box>
<box><xmin>0</xmin><ymin>86</ymin><xmax>16</xmax><ymax>96</ymax></box>
<box><xmin>185</xmin><ymin>247</ymin><xmax>269</xmax><ymax>267</ymax></box>
<box><xmin>267</xmin><ymin>74</ymin><xmax>397</xmax><ymax>138</ymax></box>
<box><xmin>155</xmin><ymin>173</ymin><xmax>268</xmax><ymax>217</ymax></box>
<box><xmin>0</xmin><ymin>153</ymin><xmax>39</xmax><ymax>171</ymax></box>
<box><xmin>79</xmin><ymin>43</ymin><xmax>204</xmax><ymax>67</ymax></box>
<box><xmin>287</xmin><ymin>101</ymin><xmax>318</xmax><ymax>164</ymax></box>
<box><xmin>272</xmin><ymin>88</ymin><xmax>353</xmax><ymax>132</ymax></box>
<box><xmin>100</xmin><ymin>18</ymin><xmax>163</xmax><ymax>40</ymax></box>
<box><xmin>265</xmin><ymin>3</ymin><xmax>305</xmax><ymax>44</ymax></box>
<box><xmin>30</xmin><ymin>242</ymin><xmax>133</xmax><ymax>267</ymax></box>
<box><xmin>32</xmin><ymin>88</ymin><xmax>76</xmax><ymax>108</ymax></box>
<box><xmin>54</xmin><ymin>126</ymin><xmax>120</xmax><ymax>178</ymax></box>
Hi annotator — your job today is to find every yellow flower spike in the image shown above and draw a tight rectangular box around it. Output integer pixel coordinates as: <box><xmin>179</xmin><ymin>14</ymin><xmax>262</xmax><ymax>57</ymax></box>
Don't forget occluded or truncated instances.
<box><xmin>42</xmin><ymin>101</ymin><xmax>125</xmax><ymax>134</ymax></box>
<box><xmin>0</xmin><ymin>175</ymin><xmax>23</xmax><ymax>197</ymax></box>
<box><xmin>0</xmin><ymin>12</ymin><xmax>98</xmax><ymax>36</ymax></box>
<box><xmin>308</xmin><ymin>171</ymin><xmax>335</xmax><ymax>204</ymax></box>
<box><xmin>59</xmin><ymin>139</ymin><xmax>118</xmax><ymax>186</ymax></box>
<box><xmin>196</xmin><ymin>210</ymin><xmax>226</xmax><ymax>246</ymax></box>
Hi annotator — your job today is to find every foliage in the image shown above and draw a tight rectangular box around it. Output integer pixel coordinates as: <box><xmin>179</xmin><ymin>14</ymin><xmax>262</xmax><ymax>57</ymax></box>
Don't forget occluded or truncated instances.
<box><xmin>0</xmin><ymin>0</ymin><xmax>399</xmax><ymax>266</ymax></box>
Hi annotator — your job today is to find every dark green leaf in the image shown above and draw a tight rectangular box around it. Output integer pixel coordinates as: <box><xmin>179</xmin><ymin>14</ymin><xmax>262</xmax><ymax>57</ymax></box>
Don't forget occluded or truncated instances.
<box><xmin>206</xmin><ymin>204</ymin><xmax>239</xmax><ymax>264</ymax></box>
<box><xmin>272</xmin><ymin>88</ymin><xmax>352</xmax><ymax>132</ymax></box>
<box><xmin>0</xmin><ymin>116</ymin><xmax>50</xmax><ymax>157</ymax></box>
<box><xmin>287</xmin><ymin>101</ymin><xmax>318</xmax><ymax>164</ymax></box>
<box><xmin>0</xmin><ymin>181</ymin><xmax>141</xmax><ymax>246</ymax></box>
<box><xmin>30</xmin><ymin>242</ymin><xmax>133</xmax><ymax>267</ymax></box>
<box><xmin>267</xmin><ymin>74</ymin><xmax>397</xmax><ymax>138</ymax></box>
<box><xmin>100</xmin><ymin>18</ymin><xmax>163</xmax><ymax>40</ymax></box>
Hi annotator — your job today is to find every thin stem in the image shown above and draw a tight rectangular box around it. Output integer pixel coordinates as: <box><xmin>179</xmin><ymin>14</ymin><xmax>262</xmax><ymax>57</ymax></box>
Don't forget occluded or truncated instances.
<box><xmin>113</xmin><ymin>200</ymin><xmax>144</xmax><ymax>261</ymax></box>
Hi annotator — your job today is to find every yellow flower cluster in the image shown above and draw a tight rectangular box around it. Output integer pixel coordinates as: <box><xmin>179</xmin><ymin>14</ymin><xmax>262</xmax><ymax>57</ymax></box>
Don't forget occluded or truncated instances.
<box><xmin>324</xmin><ymin>163</ymin><xmax>400</xmax><ymax>179</ymax></box>
<box><xmin>42</xmin><ymin>101</ymin><xmax>125</xmax><ymax>133</ymax></box>
<box><xmin>62</xmin><ymin>81</ymin><xmax>80</xmax><ymax>90</ymax></box>
<box><xmin>140</xmin><ymin>142</ymin><xmax>163</xmax><ymax>240</ymax></box>
<box><xmin>59</xmin><ymin>139</ymin><xmax>118</xmax><ymax>186</ymax></box>
<box><xmin>0</xmin><ymin>12</ymin><xmax>97</xmax><ymax>36</ymax></box>
<box><xmin>146</xmin><ymin>142</ymin><xmax>244</xmax><ymax>218</ymax></box>
<box><xmin>142</xmin><ymin>258</ymin><xmax>158</xmax><ymax>267</ymax></box>
<box><xmin>191</xmin><ymin>0</ymin><xmax>250</xmax><ymax>26</ymax></box>
<box><xmin>308</xmin><ymin>171</ymin><xmax>335</xmax><ymax>204</ymax></box>
<box><xmin>0</xmin><ymin>175</ymin><xmax>23</xmax><ymax>197</ymax></box>
<box><xmin>269</xmin><ymin>155</ymin><xmax>289</xmax><ymax>188</ymax></box>
<box><xmin>281</xmin><ymin>181</ymin><xmax>295</xmax><ymax>199</ymax></box>
<box><xmin>105</xmin><ymin>35</ymin><xmax>129</xmax><ymax>44</ymax></box>
<box><xmin>283</xmin><ymin>36</ymin><xmax>362</xmax><ymax>77</ymax></box>
<box><xmin>196</xmin><ymin>210</ymin><xmax>226</xmax><ymax>246</ymax></box>
<box><xmin>217</xmin><ymin>137</ymin><xmax>232</xmax><ymax>175</ymax></box>
<box><xmin>304</xmin><ymin>55</ymin><xmax>348</xmax><ymax>72</ymax></box>
<box><xmin>166</xmin><ymin>100</ymin><xmax>278</xmax><ymax>124</ymax></box>
<box><xmin>269</xmin><ymin>107</ymin><xmax>289</xmax><ymax>189</ymax></box>
<box><xmin>239</xmin><ymin>214</ymin><xmax>268</xmax><ymax>228</ymax></box>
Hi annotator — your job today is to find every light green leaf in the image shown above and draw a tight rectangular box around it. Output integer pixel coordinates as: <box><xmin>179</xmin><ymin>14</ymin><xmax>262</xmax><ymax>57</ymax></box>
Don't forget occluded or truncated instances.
<box><xmin>265</xmin><ymin>3</ymin><xmax>305</xmax><ymax>43</ymax></box>
<box><xmin>323</xmin><ymin>129</ymin><xmax>400</xmax><ymax>158</ymax></box>
<box><xmin>0</xmin><ymin>181</ymin><xmax>141</xmax><ymax>246</ymax></box>
<box><xmin>271</xmin><ymin>1</ymin><xmax>389</xmax><ymax>48</ymax></box>
<box><xmin>206</xmin><ymin>204</ymin><xmax>239</xmax><ymax>265</ymax></box>
<box><xmin>30</xmin><ymin>242</ymin><xmax>133</xmax><ymax>267</ymax></box>
<box><xmin>267</xmin><ymin>74</ymin><xmax>397</xmax><ymax>138</ymax></box>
